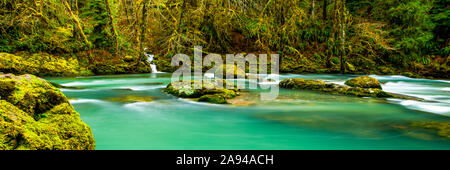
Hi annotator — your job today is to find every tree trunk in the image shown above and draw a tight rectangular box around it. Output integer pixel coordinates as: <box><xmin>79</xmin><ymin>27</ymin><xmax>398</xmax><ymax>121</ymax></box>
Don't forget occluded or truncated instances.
<box><xmin>332</xmin><ymin>0</ymin><xmax>337</xmax><ymax>41</ymax></box>
<box><xmin>139</xmin><ymin>0</ymin><xmax>149</xmax><ymax>60</ymax></box>
<box><xmin>311</xmin><ymin>0</ymin><xmax>315</xmax><ymax>20</ymax></box>
<box><xmin>328</xmin><ymin>0</ymin><xmax>338</xmax><ymax>68</ymax></box>
<box><xmin>122</xmin><ymin>0</ymin><xmax>129</xmax><ymax>25</ymax></box>
<box><xmin>323</xmin><ymin>0</ymin><xmax>327</xmax><ymax>20</ymax></box>
<box><xmin>105</xmin><ymin>0</ymin><xmax>119</xmax><ymax>54</ymax></box>
<box><xmin>367</xmin><ymin>0</ymin><xmax>373</xmax><ymax>20</ymax></box>
<box><xmin>63</xmin><ymin>0</ymin><xmax>90</xmax><ymax>47</ymax></box>
<box><xmin>340</xmin><ymin>0</ymin><xmax>346</xmax><ymax>74</ymax></box>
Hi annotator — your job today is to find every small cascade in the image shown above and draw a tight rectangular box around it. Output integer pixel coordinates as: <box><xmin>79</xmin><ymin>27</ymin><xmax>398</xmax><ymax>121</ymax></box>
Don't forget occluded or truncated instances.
<box><xmin>144</xmin><ymin>52</ymin><xmax>162</xmax><ymax>73</ymax></box>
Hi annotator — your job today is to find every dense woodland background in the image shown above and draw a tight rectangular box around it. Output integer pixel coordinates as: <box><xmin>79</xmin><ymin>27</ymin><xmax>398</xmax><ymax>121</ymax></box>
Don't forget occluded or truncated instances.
<box><xmin>0</xmin><ymin>0</ymin><xmax>448</xmax><ymax>78</ymax></box>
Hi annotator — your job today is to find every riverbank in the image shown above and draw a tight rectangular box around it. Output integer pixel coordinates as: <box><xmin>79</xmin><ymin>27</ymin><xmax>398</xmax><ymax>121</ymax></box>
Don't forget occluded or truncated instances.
<box><xmin>0</xmin><ymin>51</ymin><xmax>152</xmax><ymax>77</ymax></box>
<box><xmin>1</xmin><ymin>50</ymin><xmax>448</xmax><ymax>80</ymax></box>
<box><xmin>152</xmin><ymin>55</ymin><xmax>450</xmax><ymax>80</ymax></box>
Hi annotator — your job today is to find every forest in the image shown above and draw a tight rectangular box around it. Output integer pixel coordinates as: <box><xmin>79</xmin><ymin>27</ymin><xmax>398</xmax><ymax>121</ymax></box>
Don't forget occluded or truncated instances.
<box><xmin>0</xmin><ymin>0</ymin><xmax>449</xmax><ymax>78</ymax></box>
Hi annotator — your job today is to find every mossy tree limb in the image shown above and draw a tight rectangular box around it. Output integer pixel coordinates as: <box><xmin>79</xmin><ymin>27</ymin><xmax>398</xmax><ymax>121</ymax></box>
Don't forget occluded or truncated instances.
<box><xmin>63</xmin><ymin>0</ymin><xmax>90</xmax><ymax>48</ymax></box>
<box><xmin>105</xmin><ymin>0</ymin><xmax>119</xmax><ymax>54</ymax></box>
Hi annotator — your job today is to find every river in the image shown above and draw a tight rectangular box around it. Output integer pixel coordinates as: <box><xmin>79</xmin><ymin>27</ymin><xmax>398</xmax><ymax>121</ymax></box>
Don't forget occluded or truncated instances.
<box><xmin>46</xmin><ymin>73</ymin><xmax>450</xmax><ymax>150</ymax></box>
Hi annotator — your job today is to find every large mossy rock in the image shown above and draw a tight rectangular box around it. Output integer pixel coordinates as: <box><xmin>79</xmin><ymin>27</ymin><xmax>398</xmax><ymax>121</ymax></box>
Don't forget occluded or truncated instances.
<box><xmin>279</xmin><ymin>78</ymin><xmax>393</xmax><ymax>98</ymax></box>
<box><xmin>345</xmin><ymin>76</ymin><xmax>382</xmax><ymax>89</ymax></box>
<box><xmin>164</xmin><ymin>80</ymin><xmax>238</xmax><ymax>104</ymax></box>
<box><xmin>0</xmin><ymin>74</ymin><xmax>95</xmax><ymax>150</ymax></box>
<box><xmin>215</xmin><ymin>64</ymin><xmax>246</xmax><ymax>79</ymax></box>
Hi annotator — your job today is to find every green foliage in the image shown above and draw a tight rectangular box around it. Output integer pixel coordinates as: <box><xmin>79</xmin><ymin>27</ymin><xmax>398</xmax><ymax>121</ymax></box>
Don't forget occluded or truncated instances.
<box><xmin>0</xmin><ymin>0</ymin><xmax>85</xmax><ymax>54</ymax></box>
<box><xmin>0</xmin><ymin>0</ymin><xmax>448</xmax><ymax>77</ymax></box>
<box><xmin>377</xmin><ymin>0</ymin><xmax>435</xmax><ymax>63</ymax></box>
<box><xmin>81</xmin><ymin>0</ymin><xmax>114</xmax><ymax>49</ymax></box>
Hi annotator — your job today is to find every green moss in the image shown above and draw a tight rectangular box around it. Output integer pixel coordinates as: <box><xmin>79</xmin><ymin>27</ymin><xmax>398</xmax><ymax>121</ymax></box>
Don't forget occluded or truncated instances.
<box><xmin>198</xmin><ymin>94</ymin><xmax>228</xmax><ymax>104</ymax></box>
<box><xmin>0</xmin><ymin>73</ymin><xmax>95</xmax><ymax>150</ymax></box>
<box><xmin>205</xmin><ymin>89</ymin><xmax>237</xmax><ymax>99</ymax></box>
<box><xmin>401</xmin><ymin>72</ymin><xmax>415</xmax><ymax>78</ymax></box>
<box><xmin>0</xmin><ymin>52</ymin><xmax>150</xmax><ymax>77</ymax></box>
<box><xmin>345</xmin><ymin>76</ymin><xmax>382</xmax><ymax>89</ymax></box>
<box><xmin>0</xmin><ymin>74</ymin><xmax>69</xmax><ymax>118</ymax></box>
<box><xmin>279</xmin><ymin>78</ymin><xmax>328</xmax><ymax>90</ymax></box>
<box><xmin>0</xmin><ymin>53</ymin><xmax>82</xmax><ymax>77</ymax></box>
<box><xmin>379</xmin><ymin>66</ymin><xmax>395</xmax><ymax>74</ymax></box>
<box><xmin>345</xmin><ymin>62</ymin><xmax>356</xmax><ymax>72</ymax></box>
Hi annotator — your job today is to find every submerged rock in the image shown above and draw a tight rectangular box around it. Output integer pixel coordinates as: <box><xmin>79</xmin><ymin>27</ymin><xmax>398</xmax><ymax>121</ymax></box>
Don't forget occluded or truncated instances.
<box><xmin>279</xmin><ymin>77</ymin><xmax>393</xmax><ymax>98</ymax></box>
<box><xmin>392</xmin><ymin>121</ymin><xmax>450</xmax><ymax>140</ymax></box>
<box><xmin>164</xmin><ymin>80</ymin><xmax>238</xmax><ymax>104</ymax></box>
<box><xmin>0</xmin><ymin>73</ymin><xmax>95</xmax><ymax>150</ymax></box>
<box><xmin>104</xmin><ymin>96</ymin><xmax>153</xmax><ymax>103</ymax></box>
<box><xmin>411</xmin><ymin>122</ymin><xmax>450</xmax><ymax>139</ymax></box>
<box><xmin>345</xmin><ymin>76</ymin><xmax>382</xmax><ymax>89</ymax></box>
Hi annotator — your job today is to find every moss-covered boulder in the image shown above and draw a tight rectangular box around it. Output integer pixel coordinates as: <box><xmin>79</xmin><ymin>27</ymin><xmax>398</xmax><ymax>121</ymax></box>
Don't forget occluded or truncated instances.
<box><xmin>345</xmin><ymin>76</ymin><xmax>382</xmax><ymax>89</ymax></box>
<box><xmin>279</xmin><ymin>78</ymin><xmax>393</xmax><ymax>98</ymax></box>
<box><xmin>164</xmin><ymin>80</ymin><xmax>238</xmax><ymax>104</ymax></box>
<box><xmin>215</xmin><ymin>64</ymin><xmax>246</xmax><ymax>79</ymax></box>
<box><xmin>0</xmin><ymin>73</ymin><xmax>95</xmax><ymax>150</ymax></box>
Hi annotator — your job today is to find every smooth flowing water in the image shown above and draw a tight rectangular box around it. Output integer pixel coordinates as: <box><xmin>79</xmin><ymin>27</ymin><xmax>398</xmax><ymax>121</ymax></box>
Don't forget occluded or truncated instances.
<box><xmin>46</xmin><ymin>74</ymin><xmax>450</xmax><ymax>150</ymax></box>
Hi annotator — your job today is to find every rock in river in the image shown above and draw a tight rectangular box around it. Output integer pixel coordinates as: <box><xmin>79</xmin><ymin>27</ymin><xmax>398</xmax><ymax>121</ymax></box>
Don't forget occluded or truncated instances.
<box><xmin>345</xmin><ymin>76</ymin><xmax>382</xmax><ymax>89</ymax></box>
<box><xmin>279</xmin><ymin>77</ymin><xmax>392</xmax><ymax>98</ymax></box>
<box><xmin>164</xmin><ymin>80</ymin><xmax>238</xmax><ymax>104</ymax></box>
<box><xmin>0</xmin><ymin>73</ymin><xmax>95</xmax><ymax>150</ymax></box>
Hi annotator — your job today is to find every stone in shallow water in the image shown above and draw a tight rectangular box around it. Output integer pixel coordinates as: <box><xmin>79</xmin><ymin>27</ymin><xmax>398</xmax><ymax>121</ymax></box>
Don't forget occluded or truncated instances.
<box><xmin>279</xmin><ymin>78</ymin><xmax>392</xmax><ymax>98</ymax></box>
<box><xmin>345</xmin><ymin>76</ymin><xmax>382</xmax><ymax>89</ymax></box>
<box><xmin>104</xmin><ymin>96</ymin><xmax>154</xmax><ymax>103</ymax></box>
<box><xmin>163</xmin><ymin>80</ymin><xmax>239</xmax><ymax>104</ymax></box>
<box><xmin>392</xmin><ymin>121</ymin><xmax>450</xmax><ymax>140</ymax></box>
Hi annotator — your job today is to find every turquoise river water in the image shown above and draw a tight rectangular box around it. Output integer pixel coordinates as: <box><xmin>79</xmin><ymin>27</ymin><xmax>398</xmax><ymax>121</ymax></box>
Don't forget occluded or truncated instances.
<box><xmin>46</xmin><ymin>73</ymin><xmax>450</xmax><ymax>150</ymax></box>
